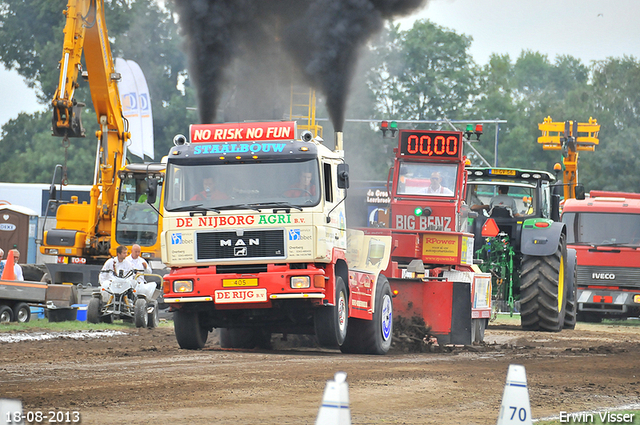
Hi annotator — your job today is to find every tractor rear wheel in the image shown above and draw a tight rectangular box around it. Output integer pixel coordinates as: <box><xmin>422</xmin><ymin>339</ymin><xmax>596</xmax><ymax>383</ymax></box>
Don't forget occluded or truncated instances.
<box><xmin>563</xmin><ymin>251</ymin><xmax>578</xmax><ymax>330</ymax></box>
<box><xmin>174</xmin><ymin>309</ymin><xmax>208</xmax><ymax>349</ymax></box>
<box><xmin>519</xmin><ymin>234</ymin><xmax>568</xmax><ymax>332</ymax></box>
<box><xmin>340</xmin><ymin>275</ymin><xmax>393</xmax><ymax>355</ymax></box>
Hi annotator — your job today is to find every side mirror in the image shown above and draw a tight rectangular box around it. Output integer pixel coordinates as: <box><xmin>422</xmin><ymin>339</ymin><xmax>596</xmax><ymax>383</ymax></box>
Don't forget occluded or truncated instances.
<box><xmin>574</xmin><ymin>184</ymin><xmax>585</xmax><ymax>200</ymax></box>
<box><xmin>550</xmin><ymin>194</ymin><xmax>561</xmax><ymax>221</ymax></box>
<box><xmin>48</xmin><ymin>184</ymin><xmax>57</xmax><ymax>200</ymax></box>
<box><xmin>146</xmin><ymin>178</ymin><xmax>158</xmax><ymax>205</ymax></box>
<box><xmin>337</xmin><ymin>164</ymin><xmax>349</xmax><ymax>189</ymax></box>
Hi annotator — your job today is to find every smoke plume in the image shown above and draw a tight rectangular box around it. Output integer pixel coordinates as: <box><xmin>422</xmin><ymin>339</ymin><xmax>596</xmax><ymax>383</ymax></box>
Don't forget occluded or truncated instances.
<box><xmin>174</xmin><ymin>0</ymin><xmax>427</xmax><ymax>131</ymax></box>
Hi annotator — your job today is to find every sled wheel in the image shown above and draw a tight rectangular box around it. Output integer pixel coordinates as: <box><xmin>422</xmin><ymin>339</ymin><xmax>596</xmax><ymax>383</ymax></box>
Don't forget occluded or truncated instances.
<box><xmin>13</xmin><ymin>302</ymin><xmax>31</xmax><ymax>323</ymax></box>
<box><xmin>134</xmin><ymin>298</ymin><xmax>148</xmax><ymax>328</ymax></box>
<box><xmin>0</xmin><ymin>305</ymin><xmax>13</xmax><ymax>323</ymax></box>
<box><xmin>341</xmin><ymin>275</ymin><xmax>393</xmax><ymax>355</ymax></box>
<box><xmin>174</xmin><ymin>309</ymin><xmax>208</xmax><ymax>349</ymax></box>
<box><xmin>520</xmin><ymin>234</ymin><xmax>567</xmax><ymax>332</ymax></box>
<box><xmin>315</xmin><ymin>276</ymin><xmax>348</xmax><ymax>348</ymax></box>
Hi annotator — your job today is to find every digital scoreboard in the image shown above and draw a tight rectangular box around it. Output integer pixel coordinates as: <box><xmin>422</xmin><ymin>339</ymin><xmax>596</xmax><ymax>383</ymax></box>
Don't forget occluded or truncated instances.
<box><xmin>398</xmin><ymin>130</ymin><xmax>463</xmax><ymax>160</ymax></box>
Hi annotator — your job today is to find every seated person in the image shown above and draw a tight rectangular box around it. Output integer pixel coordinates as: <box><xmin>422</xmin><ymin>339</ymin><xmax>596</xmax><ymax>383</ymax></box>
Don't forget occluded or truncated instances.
<box><xmin>99</xmin><ymin>245</ymin><xmax>133</xmax><ymax>287</ymax></box>
<box><xmin>467</xmin><ymin>185</ymin><xmax>489</xmax><ymax>212</ymax></box>
<box><xmin>191</xmin><ymin>177</ymin><xmax>228</xmax><ymax>201</ymax></box>
<box><xmin>490</xmin><ymin>185</ymin><xmax>518</xmax><ymax>217</ymax></box>
<box><xmin>421</xmin><ymin>172</ymin><xmax>453</xmax><ymax>195</ymax></box>
<box><xmin>285</xmin><ymin>172</ymin><xmax>317</xmax><ymax>197</ymax></box>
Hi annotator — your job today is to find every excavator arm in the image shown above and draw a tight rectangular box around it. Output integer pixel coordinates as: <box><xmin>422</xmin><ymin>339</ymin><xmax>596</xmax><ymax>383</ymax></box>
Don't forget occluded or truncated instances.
<box><xmin>45</xmin><ymin>0</ymin><xmax>130</xmax><ymax>258</ymax></box>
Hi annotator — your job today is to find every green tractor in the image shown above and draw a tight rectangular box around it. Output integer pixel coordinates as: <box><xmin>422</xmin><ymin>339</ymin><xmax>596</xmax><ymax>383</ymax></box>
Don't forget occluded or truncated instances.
<box><xmin>465</xmin><ymin>167</ymin><xmax>578</xmax><ymax>331</ymax></box>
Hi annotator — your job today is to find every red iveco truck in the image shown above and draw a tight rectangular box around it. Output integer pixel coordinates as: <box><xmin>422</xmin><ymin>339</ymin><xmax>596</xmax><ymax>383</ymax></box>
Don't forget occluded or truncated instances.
<box><xmin>562</xmin><ymin>191</ymin><xmax>640</xmax><ymax>321</ymax></box>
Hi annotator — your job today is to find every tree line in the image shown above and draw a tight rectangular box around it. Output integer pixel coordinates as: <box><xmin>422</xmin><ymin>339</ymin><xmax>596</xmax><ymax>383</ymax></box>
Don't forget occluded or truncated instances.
<box><xmin>1</xmin><ymin>0</ymin><xmax>638</xmax><ymax>193</ymax></box>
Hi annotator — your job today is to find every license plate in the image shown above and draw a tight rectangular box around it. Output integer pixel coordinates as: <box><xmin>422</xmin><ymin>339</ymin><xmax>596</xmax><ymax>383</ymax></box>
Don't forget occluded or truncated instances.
<box><xmin>215</xmin><ymin>288</ymin><xmax>267</xmax><ymax>304</ymax></box>
<box><xmin>223</xmin><ymin>278</ymin><xmax>258</xmax><ymax>287</ymax></box>
<box><xmin>489</xmin><ymin>169</ymin><xmax>516</xmax><ymax>176</ymax></box>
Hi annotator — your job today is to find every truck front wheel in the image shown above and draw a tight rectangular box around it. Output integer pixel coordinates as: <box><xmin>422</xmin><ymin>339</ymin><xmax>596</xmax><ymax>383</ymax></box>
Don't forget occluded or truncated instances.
<box><xmin>520</xmin><ymin>235</ymin><xmax>568</xmax><ymax>332</ymax></box>
<box><xmin>315</xmin><ymin>276</ymin><xmax>348</xmax><ymax>348</ymax></box>
<box><xmin>340</xmin><ymin>275</ymin><xmax>393</xmax><ymax>355</ymax></box>
<box><xmin>174</xmin><ymin>309</ymin><xmax>208</xmax><ymax>349</ymax></box>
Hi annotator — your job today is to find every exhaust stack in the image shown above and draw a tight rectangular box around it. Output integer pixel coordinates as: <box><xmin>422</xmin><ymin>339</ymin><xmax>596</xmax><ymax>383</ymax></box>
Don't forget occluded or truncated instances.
<box><xmin>335</xmin><ymin>132</ymin><xmax>343</xmax><ymax>152</ymax></box>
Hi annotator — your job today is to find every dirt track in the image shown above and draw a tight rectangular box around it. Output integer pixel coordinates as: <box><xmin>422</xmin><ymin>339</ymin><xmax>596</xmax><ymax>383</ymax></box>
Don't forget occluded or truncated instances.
<box><xmin>1</xmin><ymin>319</ymin><xmax>639</xmax><ymax>425</ymax></box>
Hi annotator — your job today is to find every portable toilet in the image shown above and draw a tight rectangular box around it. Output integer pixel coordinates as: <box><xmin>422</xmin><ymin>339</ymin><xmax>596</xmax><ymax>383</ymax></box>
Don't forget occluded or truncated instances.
<box><xmin>0</xmin><ymin>205</ymin><xmax>39</xmax><ymax>264</ymax></box>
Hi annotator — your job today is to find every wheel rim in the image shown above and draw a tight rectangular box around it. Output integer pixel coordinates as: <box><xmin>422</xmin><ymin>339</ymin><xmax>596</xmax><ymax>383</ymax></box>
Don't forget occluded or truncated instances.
<box><xmin>0</xmin><ymin>310</ymin><xmax>11</xmax><ymax>323</ymax></box>
<box><xmin>558</xmin><ymin>255</ymin><xmax>565</xmax><ymax>311</ymax></box>
<box><xmin>337</xmin><ymin>290</ymin><xmax>347</xmax><ymax>335</ymax></box>
<box><xmin>381</xmin><ymin>294</ymin><xmax>392</xmax><ymax>341</ymax></box>
<box><xmin>17</xmin><ymin>309</ymin><xmax>28</xmax><ymax>322</ymax></box>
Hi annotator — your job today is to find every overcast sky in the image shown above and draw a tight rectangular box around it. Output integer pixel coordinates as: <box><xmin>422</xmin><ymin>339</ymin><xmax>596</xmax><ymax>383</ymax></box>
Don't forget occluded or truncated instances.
<box><xmin>2</xmin><ymin>0</ymin><xmax>639</xmax><ymax>127</ymax></box>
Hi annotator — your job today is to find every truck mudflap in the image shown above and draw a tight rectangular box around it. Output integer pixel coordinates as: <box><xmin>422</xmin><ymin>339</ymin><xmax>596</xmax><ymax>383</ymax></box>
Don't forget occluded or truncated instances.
<box><xmin>389</xmin><ymin>267</ymin><xmax>491</xmax><ymax>345</ymax></box>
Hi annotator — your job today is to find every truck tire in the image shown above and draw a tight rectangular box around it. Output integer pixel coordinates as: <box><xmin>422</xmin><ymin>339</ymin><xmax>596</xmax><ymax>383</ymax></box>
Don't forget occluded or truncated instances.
<box><xmin>0</xmin><ymin>305</ymin><xmax>13</xmax><ymax>323</ymax></box>
<box><xmin>174</xmin><ymin>309</ymin><xmax>208</xmax><ymax>349</ymax></box>
<box><xmin>520</xmin><ymin>235</ymin><xmax>567</xmax><ymax>332</ymax></box>
<box><xmin>315</xmin><ymin>276</ymin><xmax>348</xmax><ymax>348</ymax></box>
<box><xmin>13</xmin><ymin>302</ymin><xmax>31</xmax><ymax>323</ymax></box>
<box><xmin>340</xmin><ymin>275</ymin><xmax>393</xmax><ymax>355</ymax></box>
<box><xmin>134</xmin><ymin>299</ymin><xmax>148</xmax><ymax>328</ymax></box>
<box><xmin>219</xmin><ymin>328</ymin><xmax>271</xmax><ymax>349</ymax></box>
<box><xmin>87</xmin><ymin>298</ymin><xmax>101</xmax><ymax>324</ymax></box>
<box><xmin>147</xmin><ymin>301</ymin><xmax>159</xmax><ymax>328</ymax></box>
<box><xmin>563</xmin><ymin>254</ymin><xmax>578</xmax><ymax>330</ymax></box>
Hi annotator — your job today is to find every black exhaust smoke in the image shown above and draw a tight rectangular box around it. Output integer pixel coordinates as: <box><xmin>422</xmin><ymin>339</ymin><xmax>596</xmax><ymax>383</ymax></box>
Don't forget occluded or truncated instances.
<box><xmin>174</xmin><ymin>0</ymin><xmax>427</xmax><ymax>131</ymax></box>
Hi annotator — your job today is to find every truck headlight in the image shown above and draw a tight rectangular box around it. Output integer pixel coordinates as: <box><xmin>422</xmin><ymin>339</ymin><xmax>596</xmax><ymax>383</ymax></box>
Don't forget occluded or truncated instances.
<box><xmin>174</xmin><ymin>280</ymin><xmax>193</xmax><ymax>293</ymax></box>
<box><xmin>291</xmin><ymin>276</ymin><xmax>310</xmax><ymax>289</ymax></box>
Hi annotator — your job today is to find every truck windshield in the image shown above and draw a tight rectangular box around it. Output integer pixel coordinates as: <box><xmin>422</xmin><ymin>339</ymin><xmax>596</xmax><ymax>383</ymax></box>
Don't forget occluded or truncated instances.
<box><xmin>397</xmin><ymin>162</ymin><xmax>458</xmax><ymax>197</ymax></box>
<box><xmin>164</xmin><ymin>159</ymin><xmax>321</xmax><ymax>211</ymax></box>
<box><xmin>563</xmin><ymin>212</ymin><xmax>640</xmax><ymax>246</ymax></box>
<box><xmin>115</xmin><ymin>175</ymin><xmax>160</xmax><ymax>247</ymax></box>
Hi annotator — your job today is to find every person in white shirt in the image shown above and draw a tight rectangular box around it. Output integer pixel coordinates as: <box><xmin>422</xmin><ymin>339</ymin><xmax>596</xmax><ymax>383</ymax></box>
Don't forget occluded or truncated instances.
<box><xmin>126</xmin><ymin>244</ymin><xmax>152</xmax><ymax>275</ymax></box>
<box><xmin>10</xmin><ymin>249</ymin><xmax>24</xmax><ymax>281</ymax></box>
<box><xmin>126</xmin><ymin>244</ymin><xmax>156</xmax><ymax>300</ymax></box>
<box><xmin>490</xmin><ymin>186</ymin><xmax>518</xmax><ymax>216</ymax></box>
<box><xmin>99</xmin><ymin>245</ymin><xmax>133</xmax><ymax>287</ymax></box>
<box><xmin>423</xmin><ymin>171</ymin><xmax>454</xmax><ymax>196</ymax></box>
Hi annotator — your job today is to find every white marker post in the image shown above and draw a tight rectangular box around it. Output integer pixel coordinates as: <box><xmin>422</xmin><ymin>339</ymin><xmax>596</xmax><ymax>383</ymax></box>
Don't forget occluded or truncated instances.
<box><xmin>497</xmin><ymin>364</ymin><xmax>533</xmax><ymax>425</ymax></box>
<box><xmin>315</xmin><ymin>371</ymin><xmax>351</xmax><ymax>425</ymax></box>
<box><xmin>0</xmin><ymin>399</ymin><xmax>24</xmax><ymax>425</ymax></box>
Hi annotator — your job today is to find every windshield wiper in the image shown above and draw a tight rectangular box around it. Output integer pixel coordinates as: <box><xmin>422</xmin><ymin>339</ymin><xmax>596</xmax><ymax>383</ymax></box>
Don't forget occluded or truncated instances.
<box><xmin>215</xmin><ymin>204</ymin><xmax>262</xmax><ymax>212</ymax></box>
<box><xmin>168</xmin><ymin>204</ymin><xmax>221</xmax><ymax>214</ymax></box>
<box><xmin>250</xmin><ymin>202</ymin><xmax>303</xmax><ymax>211</ymax></box>
<box><xmin>591</xmin><ymin>242</ymin><xmax>639</xmax><ymax>249</ymax></box>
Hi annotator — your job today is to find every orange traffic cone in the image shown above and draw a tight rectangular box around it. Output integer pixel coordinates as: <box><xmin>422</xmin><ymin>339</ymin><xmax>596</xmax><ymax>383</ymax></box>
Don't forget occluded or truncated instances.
<box><xmin>1</xmin><ymin>250</ymin><xmax>16</xmax><ymax>281</ymax></box>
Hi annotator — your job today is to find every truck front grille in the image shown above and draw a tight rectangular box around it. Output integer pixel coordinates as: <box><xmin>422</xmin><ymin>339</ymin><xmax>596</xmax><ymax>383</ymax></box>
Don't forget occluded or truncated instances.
<box><xmin>196</xmin><ymin>230</ymin><xmax>285</xmax><ymax>261</ymax></box>
<box><xmin>576</xmin><ymin>265</ymin><xmax>640</xmax><ymax>288</ymax></box>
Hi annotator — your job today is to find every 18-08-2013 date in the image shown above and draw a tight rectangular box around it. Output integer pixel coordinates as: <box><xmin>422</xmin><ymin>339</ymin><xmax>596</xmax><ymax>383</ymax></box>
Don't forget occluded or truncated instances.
<box><xmin>5</xmin><ymin>411</ymin><xmax>80</xmax><ymax>424</ymax></box>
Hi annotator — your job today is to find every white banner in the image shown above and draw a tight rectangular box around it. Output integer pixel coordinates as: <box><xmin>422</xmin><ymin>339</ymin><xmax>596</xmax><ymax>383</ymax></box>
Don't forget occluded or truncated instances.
<box><xmin>115</xmin><ymin>58</ymin><xmax>154</xmax><ymax>160</ymax></box>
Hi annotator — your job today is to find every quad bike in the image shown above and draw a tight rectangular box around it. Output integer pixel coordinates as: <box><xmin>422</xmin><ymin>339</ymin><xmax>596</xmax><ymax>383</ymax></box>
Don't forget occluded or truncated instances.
<box><xmin>87</xmin><ymin>269</ymin><xmax>161</xmax><ymax>328</ymax></box>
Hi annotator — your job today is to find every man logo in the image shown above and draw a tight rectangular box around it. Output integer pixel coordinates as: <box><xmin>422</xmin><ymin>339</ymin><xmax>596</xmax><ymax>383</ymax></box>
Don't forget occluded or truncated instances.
<box><xmin>220</xmin><ymin>238</ymin><xmax>259</xmax><ymax>246</ymax></box>
<box><xmin>171</xmin><ymin>233</ymin><xmax>183</xmax><ymax>244</ymax></box>
<box><xmin>234</xmin><ymin>246</ymin><xmax>247</xmax><ymax>256</ymax></box>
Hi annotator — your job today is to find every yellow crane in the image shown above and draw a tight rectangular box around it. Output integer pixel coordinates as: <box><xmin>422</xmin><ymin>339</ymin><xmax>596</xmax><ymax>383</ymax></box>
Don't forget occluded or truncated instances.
<box><xmin>538</xmin><ymin>116</ymin><xmax>600</xmax><ymax>200</ymax></box>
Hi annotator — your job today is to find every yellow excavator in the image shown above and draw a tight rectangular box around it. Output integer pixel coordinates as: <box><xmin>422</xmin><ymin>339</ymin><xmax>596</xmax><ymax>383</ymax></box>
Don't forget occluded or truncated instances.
<box><xmin>538</xmin><ymin>116</ymin><xmax>600</xmax><ymax>200</ymax></box>
<box><xmin>40</xmin><ymin>0</ymin><xmax>164</xmax><ymax>286</ymax></box>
